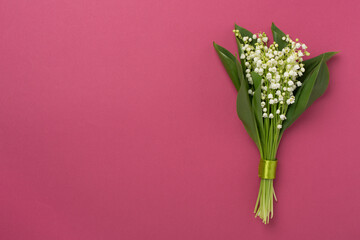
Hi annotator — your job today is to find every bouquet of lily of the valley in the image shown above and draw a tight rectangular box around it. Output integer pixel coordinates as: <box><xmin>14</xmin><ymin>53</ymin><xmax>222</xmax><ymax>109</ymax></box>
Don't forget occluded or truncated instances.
<box><xmin>213</xmin><ymin>23</ymin><xmax>336</xmax><ymax>224</ymax></box>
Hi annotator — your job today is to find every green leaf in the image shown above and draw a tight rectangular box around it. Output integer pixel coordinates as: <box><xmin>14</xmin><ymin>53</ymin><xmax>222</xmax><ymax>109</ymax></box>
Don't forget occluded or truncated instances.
<box><xmin>305</xmin><ymin>61</ymin><xmax>329</xmax><ymax>109</ymax></box>
<box><xmin>282</xmin><ymin>52</ymin><xmax>337</xmax><ymax>132</ymax></box>
<box><xmin>271</xmin><ymin>23</ymin><xmax>288</xmax><ymax>50</ymax></box>
<box><xmin>213</xmin><ymin>42</ymin><xmax>240</xmax><ymax>91</ymax></box>
<box><xmin>236</xmin><ymin>37</ymin><xmax>243</xmax><ymax>56</ymax></box>
<box><xmin>235</xmin><ymin>59</ymin><xmax>260</xmax><ymax>149</ymax></box>
<box><xmin>252</xmin><ymin>82</ymin><xmax>264</xmax><ymax>133</ymax></box>
<box><xmin>234</xmin><ymin>24</ymin><xmax>255</xmax><ymax>46</ymax></box>
<box><xmin>251</xmin><ymin>72</ymin><xmax>262</xmax><ymax>89</ymax></box>
<box><xmin>251</xmin><ymin>72</ymin><xmax>263</xmax><ymax>133</ymax></box>
<box><xmin>300</xmin><ymin>52</ymin><xmax>337</xmax><ymax>82</ymax></box>
<box><xmin>235</xmin><ymin>38</ymin><xmax>247</xmax><ymax>75</ymax></box>
<box><xmin>282</xmin><ymin>56</ymin><xmax>325</xmax><ymax>130</ymax></box>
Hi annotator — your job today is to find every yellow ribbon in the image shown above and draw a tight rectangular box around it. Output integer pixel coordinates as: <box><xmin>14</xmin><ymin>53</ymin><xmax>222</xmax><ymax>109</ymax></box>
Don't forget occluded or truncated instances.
<box><xmin>258</xmin><ymin>159</ymin><xmax>278</xmax><ymax>179</ymax></box>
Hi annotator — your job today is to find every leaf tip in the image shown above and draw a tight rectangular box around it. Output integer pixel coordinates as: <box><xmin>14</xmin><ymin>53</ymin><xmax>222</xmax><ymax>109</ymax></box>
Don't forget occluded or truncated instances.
<box><xmin>271</xmin><ymin>22</ymin><xmax>277</xmax><ymax>30</ymax></box>
<box><xmin>213</xmin><ymin>41</ymin><xmax>218</xmax><ymax>49</ymax></box>
<box><xmin>325</xmin><ymin>51</ymin><xmax>339</xmax><ymax>61</ymax></box>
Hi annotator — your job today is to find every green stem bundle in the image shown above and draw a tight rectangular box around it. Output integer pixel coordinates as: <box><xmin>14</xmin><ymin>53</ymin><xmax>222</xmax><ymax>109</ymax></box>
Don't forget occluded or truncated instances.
<box><xmin>255</xmin><ymin>121</ymin><xmax>281</xmax><ymax>224</ymax></box>
<box><xmin>254</xmin><ymin>179</ymin><xmax>277</xmax><ymax>224</ymax></box>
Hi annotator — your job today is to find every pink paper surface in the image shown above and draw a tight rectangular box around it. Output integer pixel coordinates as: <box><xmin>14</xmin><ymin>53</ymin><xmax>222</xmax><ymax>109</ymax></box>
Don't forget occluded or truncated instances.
<box><xmin>0</xmin><ymin>0</ymin><xmax>359</xmax><ymax>239</ymax></box>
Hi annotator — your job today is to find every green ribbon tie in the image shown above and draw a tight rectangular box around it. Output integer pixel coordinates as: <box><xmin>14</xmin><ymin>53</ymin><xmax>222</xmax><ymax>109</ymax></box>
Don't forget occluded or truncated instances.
<box><xmin>258</xmin><ymin>159</ymin><xmax>278</xmax><ymax>179</ymax></box>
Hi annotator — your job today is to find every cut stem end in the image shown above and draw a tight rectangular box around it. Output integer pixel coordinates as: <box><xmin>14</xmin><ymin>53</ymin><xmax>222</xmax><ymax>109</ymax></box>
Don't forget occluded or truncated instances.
<box><xmin>254</xmin><ymin>178</ymin><xmax>277</xmax><ymax>224</ymax></box>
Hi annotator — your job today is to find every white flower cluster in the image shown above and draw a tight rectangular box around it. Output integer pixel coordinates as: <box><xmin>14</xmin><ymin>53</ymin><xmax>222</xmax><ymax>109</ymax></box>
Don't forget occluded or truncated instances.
<box><xmin>233</xmin><ymin>29</ymin><xmax>310</xmax><ymax>129</ymax></box>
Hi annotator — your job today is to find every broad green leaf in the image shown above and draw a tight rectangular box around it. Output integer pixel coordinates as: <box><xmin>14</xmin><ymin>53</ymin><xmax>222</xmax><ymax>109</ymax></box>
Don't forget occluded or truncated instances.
<box><xmin>235</xmin><ymin>59</ymin><xmax>260</xmax><ymax>149</ymax></box>
<box><xmin>282</xmin><ymin>57</ymin><xmax>324</xmax><ymax>130</ymax></box>
<box><xmin>236</xmin><ymin>37</ymin><xmax>243</xmax><ymax>56</ymax></box>
<box><xmin>213</xmin><ymin>42</ymin><xmax>240</xmax><ymax>90</ymax></box>
<box><xmin>282</xmin><ymin>52</ymin><xmax>337</xmax><ymax>132</ymax></box>
<box><xmin>251</xmin><ymin>72</ymin><xmax>262</xmax><ymax>89</ymax></box>
<box><xmin>236</xmin><ymin>38</ymin><xmax>246</xmax><ymax>72</ymax></box>
<box><xmin>306</xmin><ymin>60</ymin><xmax>330</xmax><ymax>108</ymax></box>
<box><xmin>251</xmin><ymin>72</ymin><xmax>263</xmax><ymax>133</ymax></box>
<box><xmin>271</xmin><ymin>23</ymin><xmax>288</xmax><ymax>50</ymax></box>
<box><xmin>300</xmin><ymin>52</ymin><xmax>337</xmax><ymax>82</ymax></box>
<box><xmin>234</xmin><ymin>24</ymin><xmax>255</xmax><ymax>46</ymax></box>
<box><xmin>252</xmin><ymin>82</ymin><xmax>264</xmax><ymax>133</ymax></box>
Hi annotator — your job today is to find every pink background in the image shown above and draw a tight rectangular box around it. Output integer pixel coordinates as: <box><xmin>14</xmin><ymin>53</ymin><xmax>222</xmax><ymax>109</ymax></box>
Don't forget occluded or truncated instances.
<box><xmin>0</xmin><ymin>0</ymin><xmax>359</xmax><ymax>239</ymax></box>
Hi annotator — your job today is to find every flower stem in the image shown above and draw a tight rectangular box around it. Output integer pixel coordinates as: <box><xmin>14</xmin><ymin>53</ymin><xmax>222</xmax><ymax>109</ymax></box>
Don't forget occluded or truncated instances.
<box><xmin>254</xmin><ymin>178</ymin><xmax>277</xmax><ymax>224</ymax></box>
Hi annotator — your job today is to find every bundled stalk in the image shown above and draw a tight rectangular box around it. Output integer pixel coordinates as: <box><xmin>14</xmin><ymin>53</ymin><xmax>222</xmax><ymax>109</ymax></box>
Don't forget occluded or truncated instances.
<box><xmin>213</xmin><ymin>23</ymin><xmax>336</xmax><ymax>224</ymax></box>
